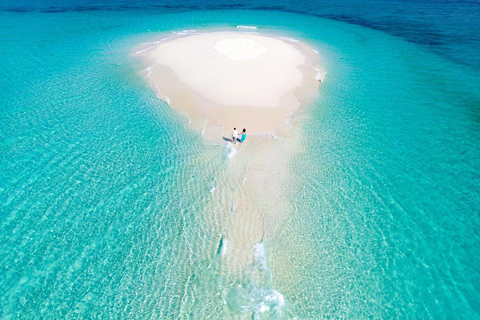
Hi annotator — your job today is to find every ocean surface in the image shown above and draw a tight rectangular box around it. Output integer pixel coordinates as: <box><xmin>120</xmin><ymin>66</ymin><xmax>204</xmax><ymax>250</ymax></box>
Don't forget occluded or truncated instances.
<box><xmin>1</xmin><ymin>0</ymin><xmax>479</xmax><ymax>319</ymax></box>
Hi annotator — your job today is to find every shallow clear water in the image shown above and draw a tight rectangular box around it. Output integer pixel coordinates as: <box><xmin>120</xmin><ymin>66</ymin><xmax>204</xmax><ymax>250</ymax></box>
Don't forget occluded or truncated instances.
<box><xmin>1</xmin><ymin>3</ymin><xmax>479</xmax><ymax>319</ymax></box>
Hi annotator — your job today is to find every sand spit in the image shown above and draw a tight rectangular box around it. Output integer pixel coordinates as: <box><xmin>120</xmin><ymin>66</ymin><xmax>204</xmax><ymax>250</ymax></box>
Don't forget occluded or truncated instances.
<box><xmin>144</xmin><ymin>32</ymin><xmax>321</xmax><ymax>135</ymax></box>
<box><xmin>137</xmin><ymin>31</ymin><xmax>323</xmax><ymax>316</ymax></box>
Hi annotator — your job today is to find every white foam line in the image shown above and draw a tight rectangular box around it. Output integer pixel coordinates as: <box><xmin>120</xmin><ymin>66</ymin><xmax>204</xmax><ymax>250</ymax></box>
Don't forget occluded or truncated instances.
<box><xmin>253</xmin><ymin>242</ymin><xmax>274</xmax><ymax>282</ymax></box>
<box><xmin>237</xmin><ymin>25</ymin><xmax>257</xmax><ymax>29</ymax></box>
<box><xmin>226</xmin><ymin>143</ymin><xmax>237</xmax><ymax>159</ymax></box>
<box><xmin>135</xmin><ymin>38</ymin><xmax>169</xmax><ymax>55</ymax></box>
<box><xmin>257</xmin><ymin>290</ymin><xmax>285</xmax><ymax>314</ymax></box>
<box><xmin>141</xmin><ymin>38</ymin><xmax>168</xmax><ymax>45</ymax></box>
<box><xmin>315</xmin><ymin>68</ymin><xmax>322</xmax><ymax>81</ymax></box>
<box><xmin>220</xmin><ymin>239</ymin><xmax>228</xmax><ymax>254</ymax></box>
<box><xmin>142</xmin><ymin>55</ymin><xmax>172</xmax><ymax>104</ymax></box>
<box><xmin>315</xmin><ymin>67</ymin><xmax>325</xmax><ymax>82</ymax></box>
<box><xmin>200</xmin><ymin>119</ymin><xmax>208</xmax><ymax>135</ymax></box>
<box><xmin>285</xmin><ymin>118</ymin><xmax>294</xmax><ymax>129</ymax></box>
<box><xmin>214</xmin><ymin>30</ymin><xmax>260</xmax><ymax>37</ymax></box>
<box><xmin>271</xmin><ymin>133</ymin><xmax>285</xmax><ymax>141</ymax></box>
<box><xmin>172</xmin><ymin>29</ymin><xmax>197</xmax><ymax>35</ymax></box>
<box><xmin>137</xmin><ymin>40</ymin><xmax>173</xmax><ymax>104</ymax></box>
<box><xmin>278</xmin><ymin>36</ymin><xmax>299</xmax><ymax>43</ymax></box>
<box><xmin>135</xmin><ymin>45</ymin><xmax>156</xmax><ymax>55</ymax></box>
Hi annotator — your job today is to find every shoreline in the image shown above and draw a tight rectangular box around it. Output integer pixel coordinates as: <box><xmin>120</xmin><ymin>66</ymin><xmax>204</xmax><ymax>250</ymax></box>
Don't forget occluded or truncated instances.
<box><xmin>134</xmin><ymin>28</ymin><xmax>324</xmax><ymax>268</ymax></box>
<box><xmin>134</xmin><ymin>29</ymin><xmax>324</xmax><ymax>315</ymax></box>
<box><xmin>135</xmin><ymin>30</ymin><xmax>324</xmax><ymax>138</ymax></box>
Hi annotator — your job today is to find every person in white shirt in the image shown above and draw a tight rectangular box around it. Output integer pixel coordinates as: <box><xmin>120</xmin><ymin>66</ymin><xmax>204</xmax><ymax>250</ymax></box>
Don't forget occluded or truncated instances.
<box><xmin>231</xmin><ymin>127</ymin><xmax>238</xmax><ymax>144</ymax></box>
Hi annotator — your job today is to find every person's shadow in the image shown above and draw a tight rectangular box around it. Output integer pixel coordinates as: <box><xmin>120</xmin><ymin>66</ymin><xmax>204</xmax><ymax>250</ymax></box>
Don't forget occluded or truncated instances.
<box><xmin>223</xmin><ymin>137</ymin><xmax>243</xmax><ymax>143</ymax></box>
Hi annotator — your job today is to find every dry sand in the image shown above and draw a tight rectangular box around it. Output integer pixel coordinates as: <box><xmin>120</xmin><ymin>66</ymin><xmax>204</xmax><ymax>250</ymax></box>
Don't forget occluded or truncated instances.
<box><xmin>146</xmin><ymin>32</ymin><xmax>321</xmax><ymax>135</ymax></box>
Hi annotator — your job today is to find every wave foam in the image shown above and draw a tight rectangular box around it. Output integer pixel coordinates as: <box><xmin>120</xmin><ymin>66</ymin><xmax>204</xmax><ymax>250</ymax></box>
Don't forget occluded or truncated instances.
<box><xmin>135</xmin><ymin>38</ymin><xmax>168</xmax><ymax>55</ymax></box>
<box><xmin>173</xmin><ymin>29</ymin><xmax>197</xmax><ymax>35</ymax></box>
<box><xmin>315</xmin><ymin>67</ymin><xmax>324</xmax><ymax>82</ymax></box>
<box><xmin>278</xmin><ymin>36</ymin><xmax>299</xmax><ymax>43</ymax></box>
<box><xmin>217</xmin><ymin>238</ymin><xmax>228</xmax><ymax>255</ymax></box>
<box><xmin>253</xmin><ymin>242</ymin><xmax>268</xmax><ymax>269</ymax></box>
<box><xmin>258</xmin><ymin>289</ymin><xmax>285</xmax><ymax>315</ymax></box>
<box><xmin>221</xmin><ymin>239</ymin><xmax>228</xmax><ymax>254</ymax></box>
<box><xmin>227</xmin><ymin>285</ymin><xmax>285</xmax><ymax>318</ymax></box>
<box><xmin>225</xmin><ymin>242</ymin><xmax>285</xmax><ymax>317</ymax></box>
<box><xmin>226</xmin><ymin>143</ymin><xmax>237</xmax><ymax>158</ymax></box>
<box><xmin>237</xmin><ymin>25</ymin><xmax>257</xmax><ymax>29</ymax></box>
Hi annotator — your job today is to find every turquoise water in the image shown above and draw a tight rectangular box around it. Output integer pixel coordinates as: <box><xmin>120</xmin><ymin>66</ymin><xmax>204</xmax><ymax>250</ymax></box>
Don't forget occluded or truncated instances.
<box><xmin>1</xmin><ymin>6</ymin><xmax>479</xmax><ymax>319</ymax></box>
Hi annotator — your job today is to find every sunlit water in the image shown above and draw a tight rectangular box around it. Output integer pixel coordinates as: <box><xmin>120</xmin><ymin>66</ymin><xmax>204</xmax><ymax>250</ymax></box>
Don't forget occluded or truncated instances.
<box><xmin>1</xmin><ymin>4</ymin><xmax>479</xmax><ymax>319</ymax></box>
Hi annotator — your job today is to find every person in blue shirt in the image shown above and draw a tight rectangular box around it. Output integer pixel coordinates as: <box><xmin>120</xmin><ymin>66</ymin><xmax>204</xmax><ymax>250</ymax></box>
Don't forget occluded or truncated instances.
<box><xmin>238</xmin><ymin>128</ymin><xmax>246</xmax><ymax>143</ymax></box>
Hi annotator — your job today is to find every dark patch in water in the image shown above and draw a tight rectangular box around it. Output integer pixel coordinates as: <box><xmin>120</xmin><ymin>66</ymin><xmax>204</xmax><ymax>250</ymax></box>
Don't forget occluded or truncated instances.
<box><xmin>216</xmin><ymin>237</ymin><xmax>225</xmax><ymax>255</ymax></box>
<box><xmin>5</xmin><ymin>7</ymin><xmax>31</xmax><ymax>12</ymax></box>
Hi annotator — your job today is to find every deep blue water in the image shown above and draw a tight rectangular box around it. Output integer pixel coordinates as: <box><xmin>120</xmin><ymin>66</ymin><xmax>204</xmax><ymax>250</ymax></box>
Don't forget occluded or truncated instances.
<box><xmin>2</xmin><ymin>0</ymin><xmax>480</xmax><ymax>69</ymax></box>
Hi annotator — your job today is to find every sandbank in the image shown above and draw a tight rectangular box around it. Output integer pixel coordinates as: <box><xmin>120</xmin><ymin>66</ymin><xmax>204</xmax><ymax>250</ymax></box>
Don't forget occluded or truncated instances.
<box><xmin>136</xmin><ymin>31</ymin><xmax>324</xmax><ymax>301</ymax></box>
<box><xmin>143</xmin><ymin>31</ymin><xmax>321</xmax><ymax>134</ymax></box>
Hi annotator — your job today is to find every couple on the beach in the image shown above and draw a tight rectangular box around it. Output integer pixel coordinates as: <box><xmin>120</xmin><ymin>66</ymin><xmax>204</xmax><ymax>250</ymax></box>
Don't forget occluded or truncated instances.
<box><xmin>231</xmin><ymin>127</ymin><xmax>246</xmax><ymax>144</ymax></box>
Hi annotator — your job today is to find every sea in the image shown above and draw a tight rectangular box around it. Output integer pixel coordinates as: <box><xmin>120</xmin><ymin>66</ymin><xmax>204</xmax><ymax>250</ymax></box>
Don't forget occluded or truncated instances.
<box><xmin>1</xmin><ymin>0</ymin><xmax>479</xmax><ymax>319</ymax></box>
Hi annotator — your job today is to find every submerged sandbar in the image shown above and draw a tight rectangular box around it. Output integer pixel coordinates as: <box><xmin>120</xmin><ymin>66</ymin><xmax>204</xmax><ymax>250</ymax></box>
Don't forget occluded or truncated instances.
<box><xmin>145</xmin><ymin>32</ymin><xmax>321</xmax><ymax>134</ymax></box>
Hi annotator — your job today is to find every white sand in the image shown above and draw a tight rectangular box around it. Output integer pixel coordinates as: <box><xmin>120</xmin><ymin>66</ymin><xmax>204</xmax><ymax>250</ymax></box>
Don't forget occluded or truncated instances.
<box><xmin>139</xmin><ymin>32</ymin><xmax>324</xmax><ymax>286</ymax></box>
<box><xmin>146</xmin><ymin>32</ymin><xmax>320</xmax><ymax>134</ymax></box>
